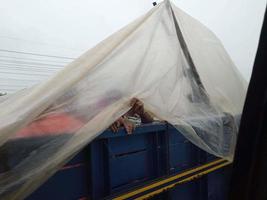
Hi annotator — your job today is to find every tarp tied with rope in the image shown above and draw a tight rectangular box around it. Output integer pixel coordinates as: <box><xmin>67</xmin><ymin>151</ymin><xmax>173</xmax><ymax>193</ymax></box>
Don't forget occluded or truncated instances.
<box><xmin>0</xmin><ymin>1</ymin><xmax>246</xmax><ymax>199</ymax></box>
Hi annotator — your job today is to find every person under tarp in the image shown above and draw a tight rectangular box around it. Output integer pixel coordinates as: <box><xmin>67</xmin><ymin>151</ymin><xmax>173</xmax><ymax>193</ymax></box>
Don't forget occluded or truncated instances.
<box><xmin>110</xmin><ymin>98</ymin><xmax>154</xmax><ymax>134</ymax></box>
<box><xmin>0</xmin><ymin>98</ymin><xmax>153</xmax><ymax>173</ymax></box>
<box><xmin>0</xmin><ymin>1</ymin><xmax>247</xmax><ymax>199</ymax></box>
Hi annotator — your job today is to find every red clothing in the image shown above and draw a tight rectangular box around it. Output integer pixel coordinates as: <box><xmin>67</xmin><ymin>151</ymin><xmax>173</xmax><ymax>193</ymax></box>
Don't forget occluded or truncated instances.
<box><xmin>15</xmin><ymin>113</ymin><xmax>84</xmax><ymax>138</ymax></box>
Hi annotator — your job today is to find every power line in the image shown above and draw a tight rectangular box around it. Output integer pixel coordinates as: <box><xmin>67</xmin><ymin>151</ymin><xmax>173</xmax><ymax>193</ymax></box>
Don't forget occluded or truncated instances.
<box><xmin>0</xmin><ymin>65</ymin><xmax>60</xmax><ymax>72</ymax></box>
<box><xmin>0</xmin><ymin>89</ymin><xmax>16</xmax><ymax>93</ymax></box>
<box><xmin>0</xmin><ymin>49</ymin><xmax>76</xmax><ymax>60</ymax></box>
<box><xmin>0</xmin><ymin>55</ymin><xmax>70</xmax><ymax>64</ymax></box>
<box><xmin>0</xmin><ymin>64</ymin><xmax>61</xmax><ymax>72</ymax></box>
<box><xmin>0</xmin><ymin>77</ymin><xmax>37</xmax><ymax>81</ymax></box>
<box><xmin>0</xmin><ymin>59</ymin><xmax>65</xmax><ymax>67</ymax></box>
<box><xmin>0</xmin><ymin>83</ymin><xmax>35</xmax><ymax>87</ymax></box>
<box><xmin>0</xmin><ymin>80</ymin><xmax>39</xmax><ymax>84</ymax></box>
<box><xmin>0</xmin><ymin>35</ymin><xmax>83</xmax><ymax>52</ymax></box>
<box><xmin>0</xmin><ymin>65</ymin><xmax>59</xmax><ymax>73</ymax></box>
<box><xmin>0</xmin><ymin>85</ymin><xmax>31</xmax><ymax>89</ymax></box>
<box><xmin>0</xmin><ymin>70</ymin><xmax>52</xmax><ymax>76</ymax></box>
<box><xmin>0</xmin><ymin>63</ymin><xmax>63</xmax><ymax>71</ymax></box>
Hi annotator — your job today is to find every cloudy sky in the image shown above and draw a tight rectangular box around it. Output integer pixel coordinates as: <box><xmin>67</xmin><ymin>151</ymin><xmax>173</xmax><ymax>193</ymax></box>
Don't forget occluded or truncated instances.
<box><xmin>0</xmin><ymin>0</ymin><xmax>266</xmax><ymax>93</ymax></box>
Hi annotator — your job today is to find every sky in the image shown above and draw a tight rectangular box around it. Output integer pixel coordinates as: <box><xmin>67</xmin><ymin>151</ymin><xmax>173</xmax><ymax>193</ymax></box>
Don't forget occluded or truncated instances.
<box><xmin>0</xmin><ymin>0</ymin><xmax>266</xmax><ymax>93</ymax></box>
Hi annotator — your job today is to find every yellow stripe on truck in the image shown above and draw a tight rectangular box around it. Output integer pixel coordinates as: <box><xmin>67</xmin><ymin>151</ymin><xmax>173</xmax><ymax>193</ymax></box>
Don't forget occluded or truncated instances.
<box><xmin>135</xmin><ymin>161</ymin><xmax>231</xmax><ymax>200</ymax></box>
<box><xmin>113</xmin><ymin>158</ymin><xmax>228</xmax><ymax>200</ymax></box>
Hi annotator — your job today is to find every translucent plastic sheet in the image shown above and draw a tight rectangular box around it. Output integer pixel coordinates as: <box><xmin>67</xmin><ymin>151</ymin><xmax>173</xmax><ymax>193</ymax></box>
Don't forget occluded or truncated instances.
<box><xmin>0</xmin><ymin>1</ymin><xmax>247</xmax><ymax>199</ymax></box>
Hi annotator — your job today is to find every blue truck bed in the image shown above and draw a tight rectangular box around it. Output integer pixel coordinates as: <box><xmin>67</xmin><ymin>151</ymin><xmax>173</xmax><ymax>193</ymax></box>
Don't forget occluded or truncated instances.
<box><xmin>26</xmin><ymin>123</ymin><xmax>231</xmax><ymax>200</ymax></box>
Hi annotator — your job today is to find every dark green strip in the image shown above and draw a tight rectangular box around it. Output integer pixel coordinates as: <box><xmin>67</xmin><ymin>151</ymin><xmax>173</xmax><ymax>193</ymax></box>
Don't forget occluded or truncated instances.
<box><xmin>169</xmin><ymin>5</ymin><xmax>210</xmax><ymax>103</ymax></box>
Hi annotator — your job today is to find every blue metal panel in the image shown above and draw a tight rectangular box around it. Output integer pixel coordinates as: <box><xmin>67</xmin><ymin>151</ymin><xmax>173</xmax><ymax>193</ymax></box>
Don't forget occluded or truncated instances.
<box><xmin>25</xmin><ymin>123</ymin><xmax>231</xmax><ymax>200</ymax></box>
<box><xmin>89</xmin><ymin>138</ymin><xmax>118</xmax><ymax>199</ymax></box>
<box><xmin>110</xmin><ymin>150</ymin><xmax>153</xmax><ymax>189</ymax></box>
<box><xmin>107</xmin><ymin>134</ymin><xmax>152</xmax><ymax>155</ymax></box>
<box><xmin>207</xmin><ymin>167</ymin><xmax>232</xmax><ymax>200</ymax></box>
<box><xmin>168</xmin><ymin>126</ymin><xmax>200</xmax><ymax>173</ymax></box>
<box><xmin>169</xmin><ymin>180</ymin><xmax>205</xmax><ymax>200</ymax></box>
<box><xmin>27</xmin><ymin>163</ymin><xmax>90</xmax><ymax>200</ymax></box>
<box><xmin>106</xmin><ymin>130</ymin><xmax>166</xmax><ymax>193</ymax></box>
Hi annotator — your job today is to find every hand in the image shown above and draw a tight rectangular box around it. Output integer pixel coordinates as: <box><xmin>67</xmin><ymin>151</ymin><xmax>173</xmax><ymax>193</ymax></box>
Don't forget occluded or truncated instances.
<box><xmin>130</xmin><ymin>98</ymin><xmax>144</xmax><ymax>115</ymax></box>
<box><xmin>110</xmin><ymin>117</ymin><xmax>135</xmax><ymax>134</ymax></box>
<box><xmin>121</xmin><ymin>118</ymin><xmax>135</xmax><ymax>134</ymax></box>
<box><xmin>110</xmin><ymin>117</ymin><xmax>123</xmax><ymax>133</ymax></box>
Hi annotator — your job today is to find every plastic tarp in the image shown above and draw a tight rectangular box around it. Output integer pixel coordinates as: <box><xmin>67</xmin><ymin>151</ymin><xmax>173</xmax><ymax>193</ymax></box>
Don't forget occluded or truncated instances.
<box><xmin>0</xmin><ymin>1</ymin><xmax>247</xmax><ymax>199</ymax></box>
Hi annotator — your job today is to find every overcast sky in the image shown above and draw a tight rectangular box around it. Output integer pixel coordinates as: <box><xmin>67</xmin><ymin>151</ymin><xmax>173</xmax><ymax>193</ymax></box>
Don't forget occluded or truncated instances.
<box><xmin>0</xmin><ymin>0</ymin><xmax>266</xmax><ymax>93</ymax></box>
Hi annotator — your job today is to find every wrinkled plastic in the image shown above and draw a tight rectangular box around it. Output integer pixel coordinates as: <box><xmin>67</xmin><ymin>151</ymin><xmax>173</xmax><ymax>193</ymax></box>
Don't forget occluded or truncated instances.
<box><xmin>0</xmin><ymin>1</ymin><xmax>246</xmax><ymax>199</ymax></box>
